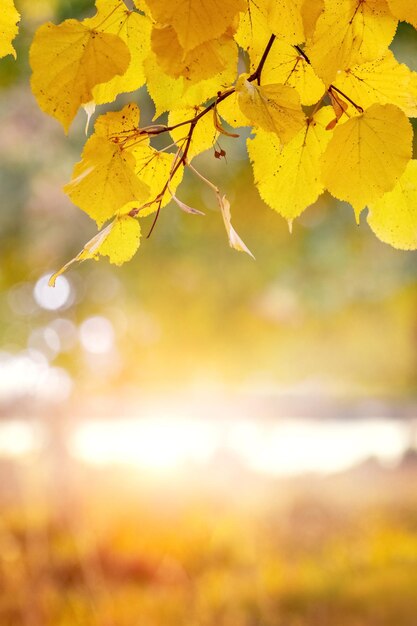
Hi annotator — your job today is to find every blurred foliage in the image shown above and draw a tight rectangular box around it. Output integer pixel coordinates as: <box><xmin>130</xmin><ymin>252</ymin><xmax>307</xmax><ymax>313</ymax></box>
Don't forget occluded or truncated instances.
<box><xmin>1</xmin><ymin>467</ymin><xmax>417</xmax><ymax>626</ymax></box>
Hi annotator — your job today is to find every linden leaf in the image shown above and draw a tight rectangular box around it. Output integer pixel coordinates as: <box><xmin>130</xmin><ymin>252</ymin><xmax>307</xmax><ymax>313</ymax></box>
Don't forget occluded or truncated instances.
<box><xmin>49</xmin><ymin>216</ymin><xmax>141</xmax><ymax>286</ymax></box>
<box><xmin>144</xmin><ymin>42</ymin><xmax>238</xmax><ymax>117</ymax></box>
<box><xmin>301</xmin><ymin>0</ymin><xmax>324</xmax><ymax>39</ymax></box>
<box><xmin>306</xmin><ymin>0</ymin><xmax>398</xmax><ymax>85</ymax></box>
<box><xmin>234</xmin><ymin>0</ymin><xmax>272</xmax><ymax>63</ymax></box>
<box><xmin>219</xmin><ymin>194</ymin><xmax>255</xmax><ymax>258</ymax></box>
<box><xmin>321</xmin><ymin>103</ymin><xmax>412</xmax><ymax>218</ymax></box>
<box><xmin>267</xmin><ymin>0</ymin><xmax>305</xmax><ymax>44</ymax></box>
<box><xmin>88</xmin><ymin>1</ymin><xmax>152</xmax><ymax>105</ymax></box>
<box><xmin>30</xmin><ymin>19</ymin><xmax>130</xmax><ymax>132</ymax></box>
<box><xmin>64</xmin><ymin>104</ymin><xmax>149</xmax><ymax>226</ymax></box>
<box><xmin>387</xmin><ymin>0</ymin><xmax>417</xmax><ymax>27</ymax></box>
<box><xmin>0</xmin><ymin>0</ymin><xmax>20</xmax><ymax>59</ymax></box>
<box><xmin>168</xmin><ymin>107</ymin><xmax>218</xmax><ymax>159</ymax></box>
<box><xmin>248</xmin><ymin>107</ymin><xmax>334</xmax><ymax>220</ymax></box>
<box><xmin>94</xmin><ymin>102</ymin><xmax>141</xmax><ymax>138</ymax></box>
<box><xmin>236</xmin><ymin>77</ymin><xmax>306</xmax><ymax>142</ymax></box>
<box><xmin>217</xmin><ymin>92</ymin><xmax>250</xmax><ymax>128</ymax></box>
<box><xmin>144</xmin><ymin>0</ymin><xmax>245</xmax><ymax>51</ymax></box>
<box><xmin>368</xmin><ymin>160</ymin><xmax>417</xmax><ymax>249</ymax></box>
<box><xmin>123</xmin><ymin>147</ymin><xmax>185</xmax><ymax>217</ymax></box>
<box><xmin>333</xmin><ymin>51</ymin><xmax>417</xmax><ymax>117</ymax></box>
<box><xmin>151</xmin><ymin>25</ymin><xmax>236</xmax><ymax>84</ymax></box>
<box><xmin>260</xmin><ymin>40</ymin><xmax>325</xmax><ymax>106</ymax></box>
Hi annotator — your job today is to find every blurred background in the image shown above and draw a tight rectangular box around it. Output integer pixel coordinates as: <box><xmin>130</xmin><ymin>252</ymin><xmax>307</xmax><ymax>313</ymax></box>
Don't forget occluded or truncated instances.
<box><xmin>1</xmin><ymin>1</ymin><xmax>417</xmax><ymax>624</ymax></box>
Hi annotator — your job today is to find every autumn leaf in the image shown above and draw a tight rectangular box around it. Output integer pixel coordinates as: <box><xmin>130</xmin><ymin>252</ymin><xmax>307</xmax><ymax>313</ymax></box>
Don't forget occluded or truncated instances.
<box><xmin>0</xmin><ymin>0</ymin><xmax>20</xmax><ymax>59</ymax></box>
<box><xmin>248</xmin><ymin>107</ymin><xmax>334</xmax><ymax>221</ymax></box>
<box><xmin>368</xmin><ymin>160</ymin><xmax>417</xmax><ymax>249</ymax></box>
<box><xmin>301</xmin><ymin>0</ymin><xmax>324</xmax><ymax>39</ymax></box>
<box><xmin>219</xmin><ymin>194</ymin><xmax>255</xmax><ymax>258</ymax></box>
<box><xmin>306</xmin><ymin>0</ymin><xmax>398</xmax><ymax>84</ymax></box>
<box><xmin>144</xmin><ymin>42</ymin><xmax>238</xmax><ymax>118</ymax></box>
<box><xmin>30</xmin><ymin>19</ymin><xmax>131</xmax><ymax>132</ymax></box>
<box><xmin>88</xmin><ymin>0</ymin><xmax>152</xmax><ymax>106</ymax></box>
<box><xmin>259</xmin><ymin>40</ymin><xmax>325</xmax><ymax>107</ymax></box>
<box><xmin>49</xmin><ymin>216</ymin><xmax>141</xmax><ymax>286</ymax></box>
<box><xmin>168</xmin><ymin>107</ymin><xmax>218</xmax><ymax>159</ymax></box>
<box><xmin>151</xmin><ymin>25</ymin><xmax>237</xmax><ymax>84</ymax></box>
<box><xmin>332</xmin><ymin>51</ymin><xmax>417</xmax><ymax>117</ymax></box>
<box><xmin>267</xmin><ymin>0</ymin><xmax>305</xmax><ymax>44</ymax></box>
<box><xmin>387</xmin><ymin>0</ymin><xmax>417</xmax><ymax>27</ymax></box>
<box><xmin>126</xmin><ymin>147</ymin><xmax>185</xmax><ymax>217</ymax></box>
<box><xmin>64</xmin><ymin>104</ymin><xmax>150</xmax><ymax>226</ymax></box>
<box><xmin>144</xmin><ymin>0</ymin><xmax>245</xmax><ymax>51</ymax></box>
<box><xmin>321</xmin><ymin>103</ymin><xmax>412</xmax><ymax>218</ymax></box>
<box><xmin>236</xmin><ymin>76</ymin><xmax>306</xmax><ymax>143</ymax></box>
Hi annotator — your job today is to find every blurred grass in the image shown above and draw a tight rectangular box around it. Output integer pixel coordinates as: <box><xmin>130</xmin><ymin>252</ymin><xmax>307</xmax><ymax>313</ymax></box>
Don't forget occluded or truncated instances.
<box><xmin>1</xmin><ymin>466</ymin><xmax>417</xmax><ymax>626</ymax></box>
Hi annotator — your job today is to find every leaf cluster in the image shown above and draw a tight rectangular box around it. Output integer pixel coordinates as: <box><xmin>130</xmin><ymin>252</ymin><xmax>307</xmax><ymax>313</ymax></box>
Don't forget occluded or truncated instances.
<box><xmin>2</xmin><ymin>0</ymin><xmax>417</xmax><ymax>281</ymax></box>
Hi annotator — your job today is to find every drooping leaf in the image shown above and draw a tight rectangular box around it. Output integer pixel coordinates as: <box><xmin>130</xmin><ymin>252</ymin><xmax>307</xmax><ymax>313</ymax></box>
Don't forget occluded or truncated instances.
<box><xmin>0</xmin><ymin>0</ymin><xmax>20</xmax><ymax>59</ymax></box>
<box><xmin>387</xmin><ymin>0</ymin><xmax>417</xmax><ymax>27</ymax></box>
<box><xmin>236</xmin><ymin>76</ymin><xmax>306</xmax><ymax>142</ymax></box>
<box><xmin>321</xmin><ymin>103</ymin><xmax>412</xmax><ymax>218</ymax></box>
<box><xmin>128</xmin><ymin>147</ymin><xmax>185</xmax><ymax>216</ymax></box>
<box><xmin>144</xmin><ymin>0</ymin><xmax>245</xmax><ymax>51</ymax></box>
<box><xmin>260</xmin><ymin>40</ymin><xmax>325</xmax><ymax>106</ymax></box>
<box><xmin>332</xmin><ymin>51</ymin><xmax>417</xmax><ymax>117</ymax></box>
<box><xmin>168</xmin><ymin>107</ymin><xmax>218</xmax><ymax>159</ymax></box>
<box><xmin>144</xmin><ymin>41</ymin><xmax>238</xmax><ymax>118</ymax></box>
<box><xmin>151</xmin><ymin>25</ymin><xmax>237</xmax><ymax>84</ymax></box>
<box><xmin>301</xmin><ymin>0</ymin><xmax>324</xmax><ymax>39</ymax></box>
<box><xmin>219</xmin><ymin>194</ymin><xmax>255</xmax><ymax>258</ymax></box>
<box><xmin>368</xmin><ymin>160</ymin><xmax>417</xmax><ymax>249</ymax></box>
<box><xmin>306</xmin><ymin>0</ymin><xmax>398</xmax><ymax>84</ymax></box>
<box><xmin>217</xmin><ymin>92</ymin><xmax>251</xmax><ymax>128</ymax></box>
<box><xmin>234</xmin><ymin>0</ymin><xmax>272</xmax><ymax>62</ymax></box>
<box><xmin>267</xmin><ymin>0</ymin><xmax>305</xmax><ymax>44</ymax></box>
<box><xmin>248</xmin><ymin>107</ymin><xmax>334</xmax><ymax>221</ymax></box>
<box><xmin>88</xmin><ymin>0</ymin><xmax>152</xmax><ymax>105</ymax></box>
<box><xmin>49</xmin><ymin>216</ymin><xmax>141</xmax><ymax>286</ymax></box>
<box><xmin>64</xmin><ymin>104</ymin><xmax>149</xmax><ymax>226</ymax></box>
<box><xmin>30</xmin><ymin>19</ymin><xmax>130</xmax><ymax>132</ymax></box>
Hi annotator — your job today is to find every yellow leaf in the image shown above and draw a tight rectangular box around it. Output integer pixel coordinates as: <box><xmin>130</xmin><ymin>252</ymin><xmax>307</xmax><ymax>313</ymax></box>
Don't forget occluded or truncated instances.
<box><xmin>0</xmin><ymin>0</ymin><xmax>20</xmax><ymax>59</ymax></box>
<box><xmin>387</xmin><ymin>0</ymin><xmax>417</xmax><ymax>27</ymax></box>
<box><xmin>168</xmin><ymin>107</ymin><xmax>218</xmax><ymax>159</ymax></box>
<box><xmin>64</xmin><ymin>104</ymin><xmax>149</xmax><ymax>226</ymax></box>
<box><xmin>306</xmin><ymin>0</ymin><xmax>398</xmax><ymax>85</ymax></box>
<box><xmin>151</xmin><ymin>25</ymin><xmax>236</xmax><ymax>84</ymax></box>
<box><xmin>144</xmin><ymin>44</ymin><xmax>238</xmax><ymax>118</ymax></box>
<box><xmin>97</xmin><ymin>215</ymin><xmax>141</xmax><ymax>264</ymax></box>
<box><xmin>219</xmin><ymin>194</ymin><xmax>255</xmax><ymax>258</ymax></box>
<box><xmin>368</xmin><ymin>160</ymin><xmax>417</xmax><ymax>249</ymax></box>
<box><xmin>267</xmin><ymin>0</ymin><xmax>305</xmax><ymax>44</ymax></box>
<box><xmin>144</xmin><ymin>0</ymin><xmax>244</xmax><ymax>51</ymax></box>
<box><xmin>260</xmin><ymin>40</ymin><xmax>325</xmax><ymax>106</ymax></box>
<box><xmin>321</xmin><ymin>103</ymin><xmax>412</xmax><ymax>217</ymax></box>
<box><xmin>234</xmin><ymin>1</ymin><xmax>272</xmax><ymax>63</ymax></box>
<box><xmin>217</xmin><ymin>92</ymin><xmax>250</xmax><ymax>128</ymax></box>
<box><xmin>94</xmin><ymin>101</ymin><xmax>141</xmax><ymax>138</ymax></box>
<box><xmin>332</xmin><ymin>51</ymin><xmax>417</xmax><ymax>117</ymax></box>
<box><xmin>236</xmin><ymin>9</ymin><xmax>324</xmax><ymax>107</ymax></box>
<box><xmin>236</xmin><ymin>76</ymin><xmax>306</xmax><ymax>142</ymax></box>
<box><xmin>30</xmin><ymin>19</ymin><xmax>130</xmax><ymax>132</ymax></box>
<box><xmin>88</xmin><ymin>1</ymin><xmax>152</xmax><ymax>105</ymax></box>
<box><xmin>127</xmin><ymin>147</ymin><xmax>185</xmax><ymax>216</ymax></box>
<box><xmin>301</xmin><ymin>0</ymin><xmax>324</xmax><ymax>39</ymax></box>
<box><xmin>143</xmin><ymin>52</ymin><xmax>185</xmax><ymax>117</ymax></box>
<box><xmin>248</xmin><ymin>107</ymin><xmax>334</xmax><ymax>220</ymax></box>
<box><xmin>49</xmin><ymin>216</ymin><xmax>141</xmax><ymax>286</ymax></box>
